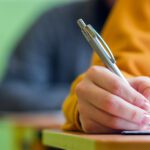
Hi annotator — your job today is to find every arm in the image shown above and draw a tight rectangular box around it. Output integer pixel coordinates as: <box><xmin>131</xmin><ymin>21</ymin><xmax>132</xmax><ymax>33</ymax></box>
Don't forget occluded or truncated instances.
<box><xmin>63</xmin><ymin>0</ymin><xmax>150</xmax><ymax>132</ymax></box>
<box><xmin>0</xmin><ymin>11</ymin><xmax>70</xmax><ymax>112</ymax></box>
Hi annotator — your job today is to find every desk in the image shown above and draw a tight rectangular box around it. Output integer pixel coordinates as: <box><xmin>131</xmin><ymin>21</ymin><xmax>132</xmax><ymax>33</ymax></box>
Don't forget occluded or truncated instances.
<box><xmin>43</xmin><ymin>130</ymin><xmax>150</xmax><ymax>150</ymax></box>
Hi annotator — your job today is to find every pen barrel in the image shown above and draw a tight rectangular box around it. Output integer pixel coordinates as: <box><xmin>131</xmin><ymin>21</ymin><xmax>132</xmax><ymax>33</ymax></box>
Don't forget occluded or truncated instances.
<box><xmin>77</xmin><ymin>19</ymin><xmax>128</xmax><ymax>84</ymax></box>
<box><xmin>109</xmin><ymin>64</ymin><xmax>128</xmax><ymax>84</ymax></box>
<box><xmin>89</xmin><ymin>38</ymin><xmax>128</xmax><ymax>84</ymax></box>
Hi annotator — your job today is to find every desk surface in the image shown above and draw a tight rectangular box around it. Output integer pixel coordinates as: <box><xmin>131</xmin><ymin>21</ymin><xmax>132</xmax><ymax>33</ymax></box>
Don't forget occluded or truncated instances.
<box><xmin>43</xmin><ymin>130</ymin><xmax>150</xmax><ymax>150</ymax></box>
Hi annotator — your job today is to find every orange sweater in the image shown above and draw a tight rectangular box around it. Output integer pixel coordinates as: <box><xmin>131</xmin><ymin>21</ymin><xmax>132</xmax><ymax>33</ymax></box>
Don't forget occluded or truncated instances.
<box><xmin>63</xmin><ymin>0</ymin><xmax>150</xmax><ymax>131</ymax></box>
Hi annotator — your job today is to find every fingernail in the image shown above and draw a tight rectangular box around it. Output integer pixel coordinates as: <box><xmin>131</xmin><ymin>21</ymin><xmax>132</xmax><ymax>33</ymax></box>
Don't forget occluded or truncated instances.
<box><xmin>141</xmin><ymin>114</ymin><xmax>150</xmax><ymax>125</ymax></box>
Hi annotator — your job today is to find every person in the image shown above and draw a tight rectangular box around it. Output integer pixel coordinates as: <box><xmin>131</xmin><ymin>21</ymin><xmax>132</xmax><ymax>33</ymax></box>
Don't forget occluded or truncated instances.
<box><xmin>63</xmin><ymin>0</ymin><xmax>150</xmax><ymax>133</ymax></box>
<box><xmin>0</xmin><ymin>0</ymin><xmax>111</xmax><ymax>112</ymax></box>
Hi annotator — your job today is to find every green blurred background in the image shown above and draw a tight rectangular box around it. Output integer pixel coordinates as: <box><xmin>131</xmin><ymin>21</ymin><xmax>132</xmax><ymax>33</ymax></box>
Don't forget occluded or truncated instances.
<box><xmin>0</xmin><ymin>1</ymin><xmax>75</xmax><ymax>149</ymax></box>
<box><xmin>0</xmin><ymin>0</ymin><xmax>72</xmax><ymax>80</ymax></box>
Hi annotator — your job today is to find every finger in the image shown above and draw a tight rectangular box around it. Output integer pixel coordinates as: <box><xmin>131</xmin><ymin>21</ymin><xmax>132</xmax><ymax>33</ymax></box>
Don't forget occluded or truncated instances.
<box><xmin>79</xmin><ymin>116</ymin><xmax>119</xmax><ymax>134</ymax></box>
<box><xmin>143</xmin><ymin>88</ymin><xmax>150</xmax><ymax>101</ymax></box>
<box><xmin>129</xmin><ymin>77</ymin><xmax>150</xmax><ymax>101</ymax></box>
<box><xmin>79</xmin><ymin>99</ymin><xmax>142</xmax><ymax>131</ymax></box>
<box><xmin>86</xmin><ymin>66</ymin><xmax>150</xmax><ymax>110</ymax></box>
<box><xmin>140</xmin><ymin>125</ymin><xmax>150</xmax><ymax>131</ymax></box>
<box><xmin>77</xmin><ymin>79</ymin><xmax>150</xmax><ymax>125</ymax></box>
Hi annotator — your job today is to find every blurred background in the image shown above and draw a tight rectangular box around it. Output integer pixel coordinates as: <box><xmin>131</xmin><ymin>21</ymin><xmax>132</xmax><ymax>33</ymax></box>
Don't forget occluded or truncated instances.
<box><xmin>0</xmin><ymin>0</ymin><xmax>110</xmax><ymax>149</ymax></box>
<box><xmin>0</xmin><ymin>0</ymin><xmax>82</xmax><ymax>80</ymax></box>
<box><xmin>0</xmin><ymin>0</ymin><xmax>84</xmax><ymax>149</ymax></box>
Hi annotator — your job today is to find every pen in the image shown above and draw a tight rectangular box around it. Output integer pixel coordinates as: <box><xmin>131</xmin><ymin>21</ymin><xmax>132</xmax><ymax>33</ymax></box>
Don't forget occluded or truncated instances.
<box><xmin>77</xmin><ymin>19</ymin><xmax>128</xmax><ymax>84</ymax></box>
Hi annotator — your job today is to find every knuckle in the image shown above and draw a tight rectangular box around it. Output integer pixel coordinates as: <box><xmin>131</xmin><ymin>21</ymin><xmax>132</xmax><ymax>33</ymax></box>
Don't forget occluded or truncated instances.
<box><xmin>132</xmin><ymin>96</ymin><xmax>140</xmax><ymax>105</ymax></box>
<box><xmin>104</xmin><ymin>96</ymin><xmax>116</xmax><ymax>111</ymax></box>
<box><xmin>130</xmin><ymin>111</ymin><xmax>138</xmax><ymax>122</ymax></box>
<box><xmin>138</xmin><ymin>83</ymin><xmax>150</xmax><ymax>95</ymax></box>
<box><xmin>86</xmin><ymin>66</ymin><xmax>101</xmax><ymax>78</ymax></box>
<box><xmin>76</xmin><ymin>82</ymin><xmax>86</xmax><ymax>97</ymax></box>
<box><xmin>111</xmin><ymin>80</ymin><xmax>122</xmax><ymax>95</ymax></box>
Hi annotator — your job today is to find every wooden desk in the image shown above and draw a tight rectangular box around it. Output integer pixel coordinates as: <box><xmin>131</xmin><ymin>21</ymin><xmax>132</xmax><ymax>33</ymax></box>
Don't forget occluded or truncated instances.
<box><xmin>43</xmin><ymin>130</ymin><xmax>150</xmax><ymax>150</ymax></box>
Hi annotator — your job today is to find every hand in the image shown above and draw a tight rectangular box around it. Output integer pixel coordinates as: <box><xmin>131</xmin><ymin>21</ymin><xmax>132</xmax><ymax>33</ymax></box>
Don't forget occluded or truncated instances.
<box><xmin>129</xmin><ymin>77</ymin><xmax>150</xmax><ymax>101</ymax></box>
<box><xmin>76</xmin><ymin>66</ymin><xmax>150</xmax><ymax>133</ymax></box>
<box><xmin>129</xmin><ymin>77</ymin><xmax>150</xmax><ymax>131</ymax></box>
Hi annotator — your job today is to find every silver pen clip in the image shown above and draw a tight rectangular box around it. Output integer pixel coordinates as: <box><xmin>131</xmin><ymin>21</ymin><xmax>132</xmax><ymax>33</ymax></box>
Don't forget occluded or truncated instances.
<box><xmin>77</xmin><ymin>19</ymin><xmax>116</xmax><ymax>64</ymax></box>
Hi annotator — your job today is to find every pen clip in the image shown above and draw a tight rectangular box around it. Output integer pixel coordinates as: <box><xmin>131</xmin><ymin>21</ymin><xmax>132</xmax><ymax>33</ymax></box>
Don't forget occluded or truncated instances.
<box><xmin>87</xmin><ymin>25</ymin><xmax>116</xmax><ymax>64</ymax></box>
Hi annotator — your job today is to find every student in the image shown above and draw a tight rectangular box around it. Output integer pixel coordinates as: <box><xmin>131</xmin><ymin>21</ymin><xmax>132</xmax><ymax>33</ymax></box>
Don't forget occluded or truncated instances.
<box><xmin>63</xmin><ymin>0</ymin><xmax>150</xmax><ymax>133</ymax></box>
<box><xmin>0</xmin><ymin>0</ymin><xmax>111</xmax><ymax>112</ymax></box>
